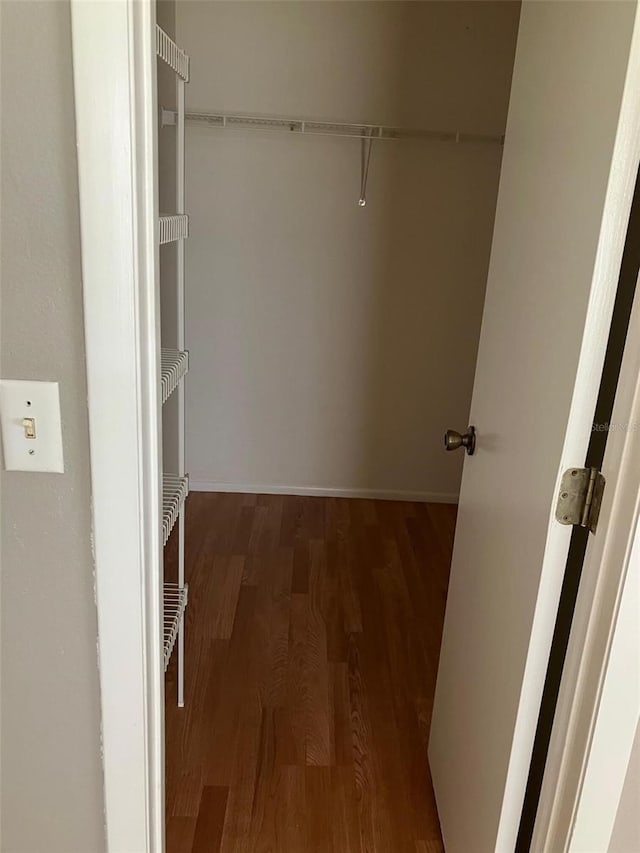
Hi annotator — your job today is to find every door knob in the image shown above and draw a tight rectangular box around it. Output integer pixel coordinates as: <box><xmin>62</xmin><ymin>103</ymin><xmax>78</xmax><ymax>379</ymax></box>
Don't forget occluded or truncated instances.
<box><xmin>444</xmin><ymin>425</ymin><xmax>476</xmax><ymax>455</ymax></box>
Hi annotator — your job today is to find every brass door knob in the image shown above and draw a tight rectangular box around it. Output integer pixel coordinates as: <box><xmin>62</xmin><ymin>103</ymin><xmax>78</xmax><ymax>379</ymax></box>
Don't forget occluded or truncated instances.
<box><xmin>444</xmin><ymin>426</ymin><xmax>476</xmax><ymax>455</ymax></box>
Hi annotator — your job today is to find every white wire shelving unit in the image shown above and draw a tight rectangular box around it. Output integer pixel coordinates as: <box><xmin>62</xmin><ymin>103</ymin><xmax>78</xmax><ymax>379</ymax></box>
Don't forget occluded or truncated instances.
<box><xmin>161</xmin><ymin>348</ymin><xmax>189</xmax><ymax>404</ymax></box>
<box><xmin>162</xmin><ymin>474</ymin><xmax>189</xmax><ymax>546</ymax></box>
<box><xmin>179</xmin><ymin>110</ymin><xmax>505</xmax><ymax>146</ymax></box>
<box><xmin>157</xmin><ymin>25</ymin><xmax>190</xmax><ymax>707</ymax></box>
<box><xmin>163</xmin><ymin>583</ymin><xmax>189</xmax><ymax>672</ymax></box>
<box><xmin>165</xmin><ymin>108</ymin><xmax>503</xmax><ymax>207</ymax></box>
<box><xmin>159</xmin><ymin>214</ymin><xmax>189</xmax><ymax>245</ymax></box>
<box><xmin>156</xmin><ymin>26</ymin><xmax>189</xmax><ymax>83</ymax></box>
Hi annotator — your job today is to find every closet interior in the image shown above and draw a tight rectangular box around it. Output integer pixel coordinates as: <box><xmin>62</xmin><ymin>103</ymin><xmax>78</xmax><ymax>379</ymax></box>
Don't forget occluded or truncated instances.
<box><xmin>155</xmin><ymin>1</ymin><xmax>520</xmax><ymax>850</ymax></box>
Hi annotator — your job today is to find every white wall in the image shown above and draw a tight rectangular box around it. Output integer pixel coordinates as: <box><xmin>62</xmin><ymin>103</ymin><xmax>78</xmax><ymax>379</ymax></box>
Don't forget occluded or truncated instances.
<box><xmin>0</xmin><ymin>2</ymin><xmax>104</xmax><ymax>850</ymax></box>
<box><xmin>178</xmin><ymin>1</ymin><xmax>520</xmax><ymax>499</ymax></box>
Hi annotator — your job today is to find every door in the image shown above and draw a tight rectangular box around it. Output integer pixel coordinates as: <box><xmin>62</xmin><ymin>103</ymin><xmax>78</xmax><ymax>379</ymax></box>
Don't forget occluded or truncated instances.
<box><xmin>428</xmin><ymin>4</ymin><xmax>640</xmax><ymax>852</ymax></box>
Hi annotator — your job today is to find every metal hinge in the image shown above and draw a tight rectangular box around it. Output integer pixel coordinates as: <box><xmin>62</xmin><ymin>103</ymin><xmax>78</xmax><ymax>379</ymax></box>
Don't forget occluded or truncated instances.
<box><xmin>555</xmin><ymin>467</ymin><xmax>606</xmax><ymax>534</ymax></box>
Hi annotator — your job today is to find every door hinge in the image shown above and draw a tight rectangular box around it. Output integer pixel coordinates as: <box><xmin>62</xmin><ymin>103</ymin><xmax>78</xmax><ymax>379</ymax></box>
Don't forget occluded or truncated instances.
<box><xmin>555</xmin><ymin>467</ymin><xmax>606</xmax><ymax>534</ymax></box>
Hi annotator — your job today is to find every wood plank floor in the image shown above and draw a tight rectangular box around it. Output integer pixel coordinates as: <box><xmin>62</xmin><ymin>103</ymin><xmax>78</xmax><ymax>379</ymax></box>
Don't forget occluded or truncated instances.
<box><xmin>165</xmin><ymin>492</ymin><xmax>456</xmax><ymax>853</ymax></box>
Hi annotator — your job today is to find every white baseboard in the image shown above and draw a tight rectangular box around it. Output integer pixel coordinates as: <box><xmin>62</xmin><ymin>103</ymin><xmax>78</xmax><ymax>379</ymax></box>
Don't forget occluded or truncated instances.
<box><xmin>188</xmin><ymin>480</ymin><xmax>459</xmax><ymax>504</ymax></box>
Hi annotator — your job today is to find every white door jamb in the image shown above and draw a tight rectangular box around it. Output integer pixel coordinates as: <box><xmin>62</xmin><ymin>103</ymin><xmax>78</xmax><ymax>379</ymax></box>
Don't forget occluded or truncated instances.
<box><xmin>533</xmin><ymin>274</ymin><xmax>640</xmax><ymax>852</ymax></box>
<box><xmin>71</xmin><ymin>1</ymin><xmax>164</xmax><ymax>850</ymax></box>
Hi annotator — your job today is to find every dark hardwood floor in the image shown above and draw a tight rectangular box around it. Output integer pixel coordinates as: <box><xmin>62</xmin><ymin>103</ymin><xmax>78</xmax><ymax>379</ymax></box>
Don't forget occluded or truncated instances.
<box><xmin>165</xmin><ymin>492</ymin><xmax>456</xmax><ymax>853</ymax></box>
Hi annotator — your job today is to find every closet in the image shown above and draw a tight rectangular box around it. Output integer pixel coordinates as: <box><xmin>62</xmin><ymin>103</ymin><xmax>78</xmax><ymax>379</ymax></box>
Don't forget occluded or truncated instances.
<box><xmin>156</xmin><ymin>1</ymin><xmax>520</xmax><ymax>849</ymax></box>
<box><xmin>66</xmin><ymin>2</ymin><xmax>640</xmax><ymax>850</ymax></box>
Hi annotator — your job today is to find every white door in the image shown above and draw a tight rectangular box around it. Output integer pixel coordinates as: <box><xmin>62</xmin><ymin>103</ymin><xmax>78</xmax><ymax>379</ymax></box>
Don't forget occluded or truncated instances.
<box><xmin>428</xmin><ymin>3</ymin><xmax>640</xmax><ymax>852</ymax></box>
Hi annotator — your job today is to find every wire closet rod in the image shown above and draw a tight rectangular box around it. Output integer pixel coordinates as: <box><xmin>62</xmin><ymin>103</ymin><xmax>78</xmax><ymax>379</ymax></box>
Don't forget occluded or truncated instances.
<box><xmin>182</xmin><ymin>110</ymin><xmax>504</xmax><ymax>146</ymax></box>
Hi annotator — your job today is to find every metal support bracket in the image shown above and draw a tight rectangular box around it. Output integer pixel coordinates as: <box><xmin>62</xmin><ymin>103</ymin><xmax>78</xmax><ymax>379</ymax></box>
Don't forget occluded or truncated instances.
<box><xmin>555</xmin><ymin>467</ymin><xmax>606</xmax><ymax>534</ymax></box>
<box><xmin>160</xmin><ymin>107</ymin><xmax>177</xmax><ymax>127</ymax></box>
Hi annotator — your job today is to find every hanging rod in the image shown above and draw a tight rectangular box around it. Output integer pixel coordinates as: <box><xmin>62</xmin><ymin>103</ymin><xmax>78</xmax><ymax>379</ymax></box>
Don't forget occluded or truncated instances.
<box><xmin>163</xmin><ymin>109</ymin><xmax>504</xmax><ymax>146</ymax></box>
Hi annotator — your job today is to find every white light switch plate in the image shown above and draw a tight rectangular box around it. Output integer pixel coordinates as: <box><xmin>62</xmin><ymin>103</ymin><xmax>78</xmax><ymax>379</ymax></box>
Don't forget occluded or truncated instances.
<box><xmin>0</xmin><ymin>380</ymin><xmax>64</xmax><ymax>473</ymax></box>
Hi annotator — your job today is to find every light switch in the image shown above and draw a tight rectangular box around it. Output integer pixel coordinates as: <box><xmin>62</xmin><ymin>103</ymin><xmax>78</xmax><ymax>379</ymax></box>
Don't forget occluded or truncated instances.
<box><xmin>0</xmin><ymin>380</ymin><xmax>64</xmax><ymax>473</ymax></box>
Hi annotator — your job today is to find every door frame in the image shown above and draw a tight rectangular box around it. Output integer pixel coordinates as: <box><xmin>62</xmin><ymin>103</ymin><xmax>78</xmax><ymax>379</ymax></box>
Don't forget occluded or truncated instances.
<box><xmin>71</xmin><ymin>1</ymin><xmax>164</xmax><ymax>851</ymax></box>
<box><xmin>532</xmin><ymin>272</ymin><xmax>640</xmax><ymax>852</ymax></box>
<box><xmin>70</xmin><ymin>1</ymin><xmax>640</xmax><ymax>851</ymax></box>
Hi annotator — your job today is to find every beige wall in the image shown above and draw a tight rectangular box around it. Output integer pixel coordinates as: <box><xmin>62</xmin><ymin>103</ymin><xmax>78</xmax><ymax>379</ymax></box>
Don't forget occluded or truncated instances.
<box><xmin>609</xmin><ymin>718</ymin><xmax>640</xmax><ymax>853</ymax></box>
<box><xmin>0</xmin><ymin>2</ymin><xmax>105</xmax><ymax>851</ymax></box>
<box><xmin>178</xmin><ymin>0</ymin><xmax>520</xmax><ymax>498</ymax></box>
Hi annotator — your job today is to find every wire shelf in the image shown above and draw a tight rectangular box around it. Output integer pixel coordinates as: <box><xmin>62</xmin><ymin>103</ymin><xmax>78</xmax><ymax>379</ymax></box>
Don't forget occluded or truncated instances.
<box><xmin>163</xmin><ymin>474</ymin><xmax>188</xmax><ymax>546</ymax></box>
<box><xmin>185</xmin><ymin>110</ymin><xmax>504</xmax><ymax>146</ymax></box>
<box><xmin>161</xmin><ymin>349</ymin><xmax>189</xmax><ymax>404</ymax></box>
<box><xmin>159</xmin><ymin>214</ymin><xmax>189</xmax><ymax>245</ymax></box>
<box><xmin>163</xmin><ymin>583</ymin><xmax>188</xmax><ymax>672</ymax></box>
<box><xmin>156</xmin><ymin>26</ymin><xmax>190</xmax><ymax>82</ymax></box>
